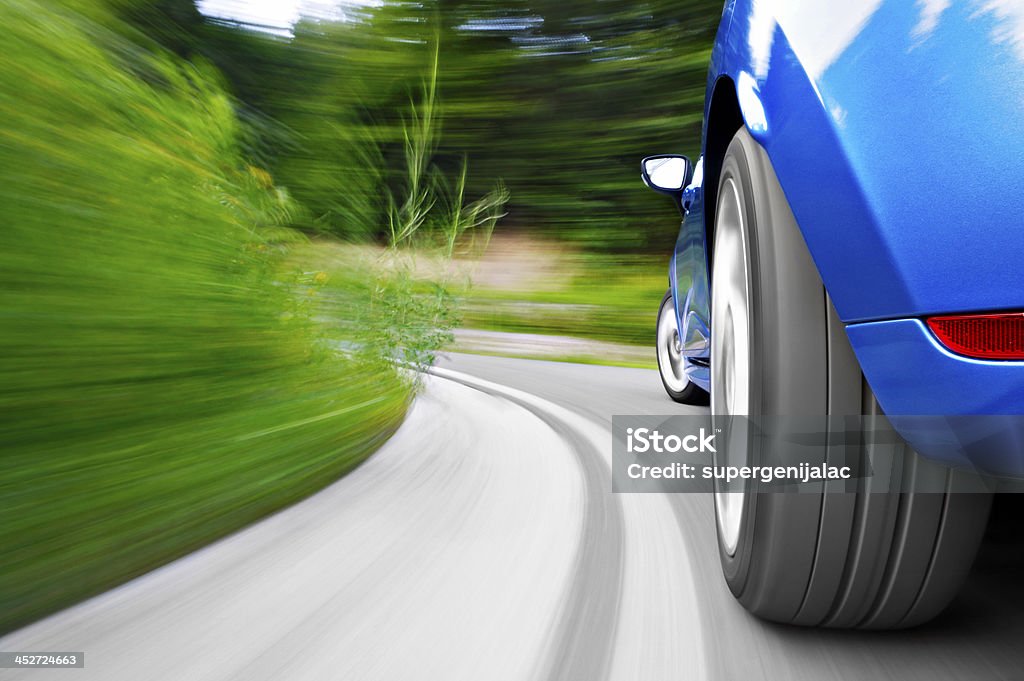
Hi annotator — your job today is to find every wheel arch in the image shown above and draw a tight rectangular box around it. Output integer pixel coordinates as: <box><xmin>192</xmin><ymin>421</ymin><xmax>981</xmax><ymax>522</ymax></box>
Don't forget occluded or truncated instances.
<box><xmin>702</xmin><ymin>75</ymin><xmax>745</xmax><ymax>265</ymax></box>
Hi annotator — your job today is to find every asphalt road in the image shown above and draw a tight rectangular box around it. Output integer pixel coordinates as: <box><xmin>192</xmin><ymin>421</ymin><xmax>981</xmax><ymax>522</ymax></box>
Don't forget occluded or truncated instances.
<box><xmin>3</xmin><ymin>353</ymin><xmax>1024</xmax><ymax>680</ymax></box>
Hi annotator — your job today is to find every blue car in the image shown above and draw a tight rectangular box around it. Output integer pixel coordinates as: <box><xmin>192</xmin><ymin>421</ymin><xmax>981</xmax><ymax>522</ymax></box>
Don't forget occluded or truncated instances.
<box><xmin>643</xmin><ymin>0</ymin><xmax>1024</xmax><ymax>629</ymax></box>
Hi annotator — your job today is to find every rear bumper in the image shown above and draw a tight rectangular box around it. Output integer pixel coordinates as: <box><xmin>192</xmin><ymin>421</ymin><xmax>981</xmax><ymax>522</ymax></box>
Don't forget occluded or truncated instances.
<box><xmin>846</xmin><ymin>318</ymin><xmax>1024</xmax><ymax>477</ymax></box>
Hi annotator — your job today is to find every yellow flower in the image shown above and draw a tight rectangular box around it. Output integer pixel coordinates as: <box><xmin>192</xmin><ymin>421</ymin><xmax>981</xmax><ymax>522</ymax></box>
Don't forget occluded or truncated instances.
<box><xmin>313</xmin><ymin>271</ymin><xmax>329</xmax><ymax>285</ymax></box>
<box><xmin>247</xmin><ymin>165</ymin><xmax>274</xmax><ymax>189</ymax></box>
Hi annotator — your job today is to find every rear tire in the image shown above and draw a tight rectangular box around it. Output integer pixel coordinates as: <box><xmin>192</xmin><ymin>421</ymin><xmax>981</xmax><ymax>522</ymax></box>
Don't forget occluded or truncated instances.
<box><xmin>709</xmin><ymin>128</ymin><xmax>991</xmax><ymax>629</ymax></box>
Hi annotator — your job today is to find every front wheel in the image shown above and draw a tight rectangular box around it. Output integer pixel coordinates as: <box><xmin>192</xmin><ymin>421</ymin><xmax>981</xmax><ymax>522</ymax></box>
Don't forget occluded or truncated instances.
<box><xmin>656</xmin><ymin>290</ymin><xmax>708</xmax><ymax>405</ymax></box>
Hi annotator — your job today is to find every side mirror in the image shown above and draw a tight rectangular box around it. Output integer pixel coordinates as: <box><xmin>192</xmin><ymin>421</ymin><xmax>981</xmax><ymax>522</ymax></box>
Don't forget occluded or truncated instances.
<box><xmin>641</xmin><ymin>155</ymin><xmax>692</xmax><ymax>200</ymax></box>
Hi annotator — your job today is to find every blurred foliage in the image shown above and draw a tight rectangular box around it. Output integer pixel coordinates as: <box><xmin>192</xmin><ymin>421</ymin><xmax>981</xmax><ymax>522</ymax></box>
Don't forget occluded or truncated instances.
<box><xmin>462</xmin><ymin>253</ymin><xmax>674</xmax><ymax>346</ymax></box>
<box><xmin>0</xmin><ymin>0</ymin><xmax>414</xmax><ymax>634</ymax></box>
<box><xmin>380</xmin><ymin>39</ymin><xmax>508</xmax><ymax>370</ymax></box>
<box><xmin>0</xmin><ymin>0</ymin><xmax>719</xmax><ymax>632</ymax></box>
<box><xmin>180</xmin><ymin>0</ymin><xmax>721</xmax><ymax>250</ymax></box>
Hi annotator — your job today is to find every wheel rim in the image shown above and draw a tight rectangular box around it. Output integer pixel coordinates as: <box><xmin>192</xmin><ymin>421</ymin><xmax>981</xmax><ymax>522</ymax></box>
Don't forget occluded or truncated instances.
<box><xmin>658</xmin><ymin>296</ymin><xmax>689</xmax><ymax>393</ymax></box>
<box><xmin>711</xmin><ymin>177</ymin><xmax>753</xmax><ymax>557</ymax></box>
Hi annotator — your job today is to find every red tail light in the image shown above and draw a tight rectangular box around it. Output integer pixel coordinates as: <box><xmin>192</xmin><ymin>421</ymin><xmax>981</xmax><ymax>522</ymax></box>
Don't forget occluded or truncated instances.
<box><xmin>927</xmin><ymin>313</ymin><xmax>1024</xmax><ymax>360</ymax></box>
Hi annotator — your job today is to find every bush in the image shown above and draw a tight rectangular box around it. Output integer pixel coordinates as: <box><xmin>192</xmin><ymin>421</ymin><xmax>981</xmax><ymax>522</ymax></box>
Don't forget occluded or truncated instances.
<box><xmin>0</xmin><ymin>1</ymin><xmax>407</xmax><ymax>633</ymax></box>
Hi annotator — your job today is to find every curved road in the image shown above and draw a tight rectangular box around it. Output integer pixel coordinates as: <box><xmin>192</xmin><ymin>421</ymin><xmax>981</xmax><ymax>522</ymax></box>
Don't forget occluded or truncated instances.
<box><xmin>3</xmin><ymin>353</ymin><xmax>1023</xmax><ymax>680</ymax></box>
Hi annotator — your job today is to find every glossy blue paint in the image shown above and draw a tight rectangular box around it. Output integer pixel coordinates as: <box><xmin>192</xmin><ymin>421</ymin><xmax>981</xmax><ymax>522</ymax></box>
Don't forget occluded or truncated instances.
<box><xmin>847</xmin><ymin>319</ymin><xmax>1024</xmax><ymax>415</ymax></box>
<box><xmin>659</xmin><ymin>0</ymin><xmax>1024</xmax><ymax>468</ymax></box>
<box><xmin>695</xmin><ymin>0</ymin><xmax>1024</xmax><ymax>322</ymax></box>
<box><xmin>672</xmin><ymin>159</ymin><xmax>711</xmax><ymax>391</ymax></box>
<box><xmin>847</xmin><ymin>319</ymin><xmax>1024</xmax><ymax>475</ymax></box>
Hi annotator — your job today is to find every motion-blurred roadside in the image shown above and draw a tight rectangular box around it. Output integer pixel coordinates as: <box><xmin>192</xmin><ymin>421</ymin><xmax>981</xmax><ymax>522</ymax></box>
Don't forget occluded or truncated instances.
<box><xmin>0</xmin><ymin>0</ymin><xmax>719</xmax><ymax>633</ymax></box>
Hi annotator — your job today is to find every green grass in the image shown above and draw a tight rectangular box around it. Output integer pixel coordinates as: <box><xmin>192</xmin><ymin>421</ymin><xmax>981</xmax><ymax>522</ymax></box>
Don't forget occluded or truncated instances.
<box><xmin>0</xmin><ymin>2</ymin><xmax>409</xmax><ymax>634</ymax></box>
<box><xmin>461</xmin><ymin>250</ymin><xmax>675</xmax><ymax>347</ymax></box>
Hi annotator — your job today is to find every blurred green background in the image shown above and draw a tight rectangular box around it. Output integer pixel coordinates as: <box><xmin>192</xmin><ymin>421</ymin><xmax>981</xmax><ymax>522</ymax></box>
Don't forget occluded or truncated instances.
<box><xmin>0</xmin><ymin>0</ymin><xmax>718</xmax><ymax>632</ymax></box>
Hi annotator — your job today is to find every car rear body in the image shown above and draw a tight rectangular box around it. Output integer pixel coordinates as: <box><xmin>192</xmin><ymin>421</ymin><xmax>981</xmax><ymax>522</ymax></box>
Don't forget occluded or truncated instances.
<box><xmin>674</xmin><ymin>0</ymin><xmax>1024</xmax><ymax>475</ymax></box>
